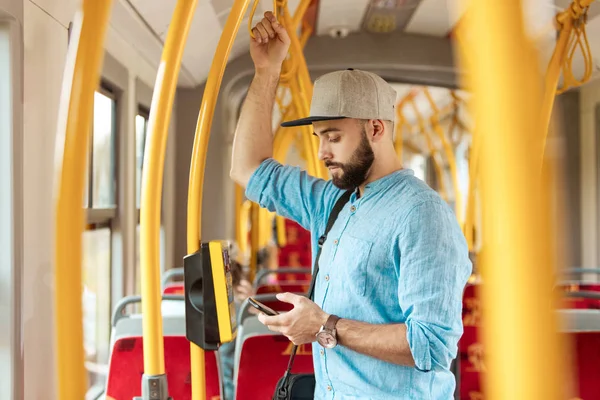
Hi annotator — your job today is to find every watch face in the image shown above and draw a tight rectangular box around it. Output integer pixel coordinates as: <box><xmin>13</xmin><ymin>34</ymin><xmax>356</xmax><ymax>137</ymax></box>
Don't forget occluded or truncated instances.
<box><xmin>317</xmin><ymin>332</ymin><xmax>337</xmax><ymax>349</ymax></box>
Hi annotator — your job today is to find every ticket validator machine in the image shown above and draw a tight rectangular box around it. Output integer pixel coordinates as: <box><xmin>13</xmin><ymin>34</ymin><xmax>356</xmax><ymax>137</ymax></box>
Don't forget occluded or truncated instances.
<box><xmin>183</xmin><ymin>241</ymin><xmax>237</xmax><ymax>350</ymax></box>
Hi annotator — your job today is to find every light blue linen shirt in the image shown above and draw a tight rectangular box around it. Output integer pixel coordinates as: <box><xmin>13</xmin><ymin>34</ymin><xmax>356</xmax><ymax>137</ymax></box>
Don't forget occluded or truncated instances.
<box><xmin>246</xmin><ymin>158</ymin><xmax>472</xmax><ymax>400</ymax></box>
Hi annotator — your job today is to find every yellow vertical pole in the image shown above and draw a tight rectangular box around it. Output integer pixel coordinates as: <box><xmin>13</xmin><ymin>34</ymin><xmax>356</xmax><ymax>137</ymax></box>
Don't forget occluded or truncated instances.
<box><xmin>238</xmin><ymin>200</ymin><xmax>252</xmax><ymax>255</ymax></box>
<box><xmin>539</xmin><ymin>16</ymin><xmax>572</xmax><ymax>160</ymax></box>
<box><xmin>140</xmin><ymin>0</ymin><xmax>198</xmax><ymax>380</ymax></box>
<box><xmin>409</xmin><ymin>99</ymin><xmax>448</xmax><ymax>199</ymax></box>
<box><xmin>234</xmin><ymin>183</ymin><xmax>244</xmax><ymax>247</ymax></box>
<box><xmin>423</xmin><ymin>88</ymin><xmax>463</xmax><ymax>223</ymax></box>
<box><xmin>186</xmin><ymin>1</ymin><xmax>251</xmax><ymax>398</ymax></box>
<box><xmin>281</xmin><ymin>5</ymin><xmax>328</xmax><ymax>180</ymax></box>
<box><xmin>394</xmin><ymin>111</ymin><xmax>405</xmax><ymax>163</ymax></box>
<box><xmin>458</xmin><ymin>0</ymin><xmax>563</xmax><ymax>398</ymax></box>
<box><xmin>464</xmin><ymin>131</ymin><xmax>480</xmax><ymax>251</ymax></box>
<box><xmin>249</xmin><ymin>202</ymin><xmax>260</xmax><ymax>282</ymax></box>
<box><xmin>53</xmin><ymin>1</ymin><xmax>113</xmax><ymax>398</ymax></box>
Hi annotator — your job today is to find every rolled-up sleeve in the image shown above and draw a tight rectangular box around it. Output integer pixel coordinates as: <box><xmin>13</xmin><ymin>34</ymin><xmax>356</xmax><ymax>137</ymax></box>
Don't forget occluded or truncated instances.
<box><xmin>245</xmin><ymin>158</ymin><xmax>334</xmax><ymax>231</ymax></box>
<box><xmin>397</xmin><ymin>199</ymin><xmax>472</xmax><ymax>372</ymax></box>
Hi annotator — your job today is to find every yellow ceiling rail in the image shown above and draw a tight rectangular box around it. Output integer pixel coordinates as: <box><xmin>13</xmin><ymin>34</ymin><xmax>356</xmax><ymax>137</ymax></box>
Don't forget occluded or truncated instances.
<box><xmin>458</xmin><ymin>0</ymin><xmax>565</xmax><ymax>399</ymax></box>
<box><xmin>540</xmin><ymin>0</ymin><xmax>594</xmax><ymax>162</ymax></box>
<box><xmin>53</xmin><ymin>0</ymin><xmax>113</xmax><ymax>398</ymax></box>
<box><xmin>281</xmin><ymin>4</ymin><xmax>329</xmax><ymax>180</ymax></box>
<box><xmin>555</xmin><ymin>0</ymin><xmax>594</xmax><ymax>94</ymax></box>
<box><xmin>139</xmin><ymin>0</ymin><xmax>198</xmax><ymax>383</ymax></box>
<box><xmin>187</xmin><ymin>0</ymin><xmax>251</xmax><ymax>398</ymax></box>
<box><xmin>408</xmin><ymin>98</ymin><xmax>448</xmax><ymax>200</ymax></box>
<box><xmin>422</xmin><ymin>87</ymin><xmax>463</xmax><ymax>223</ymax></box>
<box><xmin>248</xmin><ymin>0</ymin><xmax>278</xmax><ymax>39</ymax></box>
<box><xmin>292</xmin><ymin>0</ymin><xmax>311</xmax><ymax>30</ymax></box>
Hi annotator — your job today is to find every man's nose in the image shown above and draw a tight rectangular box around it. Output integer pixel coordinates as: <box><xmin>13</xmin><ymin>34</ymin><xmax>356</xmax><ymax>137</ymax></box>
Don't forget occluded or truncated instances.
<box><xmin>318</xmin><ymin>140</ymin><xmax>330</xmax><ymax>161</ymax></box>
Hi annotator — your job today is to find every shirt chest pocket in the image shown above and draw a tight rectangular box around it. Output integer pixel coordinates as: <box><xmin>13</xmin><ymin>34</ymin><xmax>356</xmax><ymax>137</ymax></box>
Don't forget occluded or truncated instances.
<box><xmin>336</xmin><ymin>234</ymin><xmax>374</xmax><ymax>296</ymax></box>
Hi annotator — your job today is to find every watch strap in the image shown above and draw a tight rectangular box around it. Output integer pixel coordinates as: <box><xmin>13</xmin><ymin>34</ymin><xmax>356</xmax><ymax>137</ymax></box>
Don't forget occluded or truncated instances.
<box><xmin>324</xmin><ymin>314</ymin><xmax>340</xmax><ymax>331</ymax></box>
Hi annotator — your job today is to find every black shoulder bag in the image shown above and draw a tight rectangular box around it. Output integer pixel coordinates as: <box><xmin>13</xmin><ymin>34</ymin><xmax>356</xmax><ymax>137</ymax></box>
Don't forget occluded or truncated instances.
<box><xmin>272</xmin><ymin>190</ymin><xmax>352</xmax><ymax>400</ymax></box>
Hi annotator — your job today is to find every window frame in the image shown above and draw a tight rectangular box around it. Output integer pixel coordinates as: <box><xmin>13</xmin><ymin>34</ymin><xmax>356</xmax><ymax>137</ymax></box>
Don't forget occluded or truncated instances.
<box><xmin>82</xmin><ymin>80</ymin><xmax>120</xmax><ymax>386</ymax></box>
<box><xmin>85</xmin><ymin>82</ymin><xmax>118</xmax><ymax>222</ymax></box>
<box><xmin>135</xmin><ymin>105</ymin><xmax>149</xmax><ymax>221</ymax></box>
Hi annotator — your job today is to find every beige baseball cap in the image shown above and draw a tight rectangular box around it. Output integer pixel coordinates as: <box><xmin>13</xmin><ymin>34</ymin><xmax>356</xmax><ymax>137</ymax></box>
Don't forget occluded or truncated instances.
<box><xmin>281</xmin><ymin>68</ymin><xmax>397</xmax><ymax>127</ymax></box>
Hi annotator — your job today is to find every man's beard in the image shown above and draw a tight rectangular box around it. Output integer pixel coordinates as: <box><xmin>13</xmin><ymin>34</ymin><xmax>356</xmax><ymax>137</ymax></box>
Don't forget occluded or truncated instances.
<box><xmin>325</xmin><ymin>129</ymin><xmax>375</xmax><ymax>190</ymax></box>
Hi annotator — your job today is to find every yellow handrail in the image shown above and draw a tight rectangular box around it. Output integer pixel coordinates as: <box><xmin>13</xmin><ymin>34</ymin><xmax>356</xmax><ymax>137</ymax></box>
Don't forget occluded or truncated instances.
<box><xmin>248</xmin><ymin>0</ymin><xmax>278</xmax><ymax>38</ymax></box>
<box><xmin>408</xmin><ymin>99</ymin><xmax>448</xmax><ymax>200</ymax></box>
<box><xmin>540</xmin><ymin>0</ymin><xmax>594</xmax><ymax>162</ymax></box>
<box><xmin>140</xmin><ymin>0</ymin><xmax>198</xmax><ymax>377</ymax></box>
<box><xmin>281</xmin><ymin>4</ymin><xmax>329</xmax><ymax>180</ymax></box>
<box><xmin>53</xmin><ymin>1</ymin><xmax>113</xmax><ymax>398</ymax></box>
<box><xmin>423</xmin><ymin>87</ymin><xmax>463</xmax><ymax>223</ymax></box>
<box><xmin>555</xmin><ymin>0</ymin><xmax>594</xmax><ymax>94</ymax></box>
<box><xmin>187</xmin><ymin>0</ymin><xmax>251</xmax><ymax>398</ymax></box>
<box><xmin>459</xmin><ymin>0</ymin><xmax>564</xmax><ymax>398</ymax></box>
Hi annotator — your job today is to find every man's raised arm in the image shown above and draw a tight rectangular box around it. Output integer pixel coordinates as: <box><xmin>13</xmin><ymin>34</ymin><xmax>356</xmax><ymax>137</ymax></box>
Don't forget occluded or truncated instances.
<box><xmin>229</xmin><ymin>12</ymin><xmax>290</xmax><ymax>188</ymax></box>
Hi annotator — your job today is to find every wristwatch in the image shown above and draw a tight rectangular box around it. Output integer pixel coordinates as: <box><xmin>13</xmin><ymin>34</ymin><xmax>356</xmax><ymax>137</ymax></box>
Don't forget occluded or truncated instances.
<box><xmin>316</xmin><ymin>314</ymin><xmax>340</xmax><ymax>349</ymax></box>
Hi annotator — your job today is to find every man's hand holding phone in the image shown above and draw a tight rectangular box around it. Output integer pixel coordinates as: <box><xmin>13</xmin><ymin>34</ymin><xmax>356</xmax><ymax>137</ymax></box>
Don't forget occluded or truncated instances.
<box><xmin>255</xmin><ymin>292</ymin><xmax>329</xmax><ymax>346</ymax></box>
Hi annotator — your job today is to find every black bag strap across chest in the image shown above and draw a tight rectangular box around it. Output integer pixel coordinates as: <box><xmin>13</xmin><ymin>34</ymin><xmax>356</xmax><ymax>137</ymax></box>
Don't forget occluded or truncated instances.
<box><xmin>283</xmin><ymin>189</ymin><xmax>352</xmax><ymax>375</ymax></box>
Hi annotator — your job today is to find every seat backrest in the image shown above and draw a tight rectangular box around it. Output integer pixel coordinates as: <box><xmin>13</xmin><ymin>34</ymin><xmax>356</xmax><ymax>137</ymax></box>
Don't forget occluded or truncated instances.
<box><xmin>163</xmin><ymin>283</ymin><xmax>185</xmax><ymax>295</ymax></box>
<box><xmin>256</xmin><ymin>282</ymin><xmax>310</xmax><ymax>295</ymax></box>
<box><xmin>558</xmin><ymin>308</ymin><xmax>600</xmax><ymax>399</ymax></box>
<box><xmin>253</xmin><ymin>268</ymin><xmax>311</xmax><ymax>286</ymax></box>
<box><xmin>106</xmin><ymin>315</ymin><xmax>222</xmax><ymax>400</ymax></box>
<box><xmin>555</xmin><ymin>283</ymin><xmax>600</xmax><ymax>309</ymax></box>
<box><xmin>234</xmin><ymin>317</ymin><xmax>313</xmax><ymax>400</ymax></box>
<box><xmin>459</xmin><ymin>283</ymin><xmax>484</xmax><ymax>400</ymax></box>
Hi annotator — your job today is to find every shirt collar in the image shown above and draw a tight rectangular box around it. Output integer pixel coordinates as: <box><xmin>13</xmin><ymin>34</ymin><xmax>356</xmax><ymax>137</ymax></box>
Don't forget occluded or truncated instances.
<box><xmin>357</xmin><ymin>168</ymin><xmax>415</xmax><ymax>198</ymax></box>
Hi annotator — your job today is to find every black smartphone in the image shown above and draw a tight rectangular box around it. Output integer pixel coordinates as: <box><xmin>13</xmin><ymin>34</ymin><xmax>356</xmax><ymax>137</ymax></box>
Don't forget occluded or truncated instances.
<box><xmin>248</xmin><ymin>297</ymin><xmax>279</xmax><ymax>316</ymax></box>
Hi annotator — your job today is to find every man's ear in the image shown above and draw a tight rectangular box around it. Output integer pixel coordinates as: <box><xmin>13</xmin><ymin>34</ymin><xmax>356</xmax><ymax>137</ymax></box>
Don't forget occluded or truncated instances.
<box><xmin>370</xmin><ymin>119</ymin><xmax>386</xmax><ymax>142</ymax></box>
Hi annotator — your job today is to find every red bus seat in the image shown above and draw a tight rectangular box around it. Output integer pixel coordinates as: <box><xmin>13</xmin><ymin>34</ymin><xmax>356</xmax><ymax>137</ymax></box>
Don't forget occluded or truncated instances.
<box><xmin>234</xmin><ymin>317</ymin><xmax>313</xmax><ymax>400</ymax></box>
<box><xmin>256</xmin><ymin>282</ymin><xmax>310</xmax><ymax>295</ymax></box>
<box><xmin>106</xmin><ymin>312</ymin><xmax>222</xmax><ymax>400</ymax></box>
<box><xmin>558</xmin><ymin>308</ymin><xmax>600</xmax><ymax>399</ymax></box>
<box><xmin>555</xmin><ymin>283</ymin><xmax>600</xmax><ymax>310</ymax></box>
<box><xmin>163</xmin><ymin>283</ymin><xmax>184</xmax><ymax>295</ymax></box>
<box><xmin>459</xmin><ymin>283</ymin><xmax>484</xmax><ymax>400</ymax></box>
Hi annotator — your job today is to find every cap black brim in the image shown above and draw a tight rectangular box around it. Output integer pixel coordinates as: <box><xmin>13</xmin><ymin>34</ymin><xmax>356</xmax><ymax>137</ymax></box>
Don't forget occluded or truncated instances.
<box><xmin>280</xmin><ymin>116</ymin><xmax>346</xmax><ymax>127</ymax></box>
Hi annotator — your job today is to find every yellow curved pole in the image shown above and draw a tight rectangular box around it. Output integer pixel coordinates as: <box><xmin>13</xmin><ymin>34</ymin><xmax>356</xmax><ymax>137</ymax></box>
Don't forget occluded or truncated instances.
<box><xmin>186</xmin><ymin>1</ymin><xmax>251</xmax><ymax>398</ymax></box>
<box><xmin>140</xmin><ymin>0</ymin><xmax>198</xmax><ymax>377</ymax></box>
<box><xmin>281</xmin><ymin>5</ymin><xmax>328</xmax><ymax>180</ymax></box>
<box><xmin>539</xmin><ymin>16</ymin><xmax>572</xmax><ymax>162</ymax></box>
<box><xmin>459</xmin><ymin>0</ymin><xmax>564</xmax><ymax>398</ymax></box>
<box><xmin>408</xmin><ymin>99</ymin><xmax>448</xmax><ymax>199</ymax></box>
<box><xmin>423</xmin><ymin>88</ymin><xmax>463</xmax><ymax>223</ymax></box>
<box><xmin>53</xmin><ymin>1</ymin><xmax>113</xmax><ymax>398</ymax></box>
<box><xmin>292</xmin><ymin>0</ymin><xmax>311</xmax><ymax>29</ymax></box>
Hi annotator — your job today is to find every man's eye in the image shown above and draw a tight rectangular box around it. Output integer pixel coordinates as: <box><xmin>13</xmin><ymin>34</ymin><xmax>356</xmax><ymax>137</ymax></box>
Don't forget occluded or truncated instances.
<box><xmin>329</xmin><ymin>136</ymin><xmax>340</xmax><ymax>143</ymax></box>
